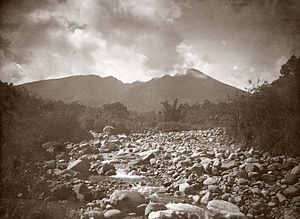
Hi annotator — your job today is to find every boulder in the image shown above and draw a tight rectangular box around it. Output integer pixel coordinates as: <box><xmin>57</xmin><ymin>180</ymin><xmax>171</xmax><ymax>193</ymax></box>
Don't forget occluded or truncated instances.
<box><xmin>136</xmin><ymin>203</ymin><xmax>147</xmax><ymax>216</ymax></box>
<box><xmin>84</xmin><ymin>210</ymin><xmax>104</xmax><ymax>219</ymax></box>
<box><xmin>43</xmin><ymin>141</ymin><xmax>66</xmax><ymax>156</ymax></box>
<box><xmin>201</xmin><ymin>158</ymin><xmax>212</xmax><ymax>171</ymax></box>
<box><xmin>221</xmin><ymin>160</ymin><xmax>236</xmax><ymax>170</ymax></box>
<box><xmin>109</xmin><ymin>190</ymin><xmax>146</xmax><ymax>211</ymax></box>
<box><xmin>237</xmin><ymin>178</ymin><xmax>249</xmax><ymax>185</ymax></box>
<box><xmin>139</xmin><ymin>152</ymin><xmax>155</xmax><ymax>165</ymax></box>
<box><xmin>166</xmin><ymin>203</ymin><xmax>206</xmax><ymax>218</ymax></box>
<box><xmin>276</xmin><ymin>192</ymin><xmax>287</xmax><ymax>203</ymax></box>
<box><xmin>283</xmin><ymin>186</ymin><xmax>300</xmax><ymax>198</ymax></box>
<box><xmin>203</xmin><ymin>177</ymin><xmax>217</xmax><ymax>186</ymax></box>
<box><xmin>201</xmin><ymin>191</ymin><xmax>211</xmax><ymax>204</ymax></box>
<box><xmin>179</xmin><ymin>182</ymin><xmax>194</xmax><ymax>195</ymax></box>
<box><xmin>148</xmin><ymin>210</ymin><xmax>178</xmax><ymax>219</ymax></box>
<box><xmin>50</xmin><ymin>184</ymin><xmax>74</xmax><ymax>200</ymax></box>
<box><xmin>281</xmin><ymin>173</ymin><xmax>298</xmax><ymax>185</ymax></box>
<box><xmin>145</xmin><ymin>203</ymin><xmax>167</xmax><ymax>217</ymax></box>
<box><xmin>207</xmin><ymin>200</ymin><xmax>246</xmax><ymax>219</ymax></box>
<box><xmin>242</xmin><ymin>162</ymin><xmax>259</xmax><ymax>172</ymax></box>
<box><xmin>191</xmin><ymin>164</ymin><xmax>204</xmax><ymax>176</ymax></box>
<box><xmin>67</xmin><ymin>159</ymin><xmax>90</xmax><ymax>176</ymax></box>
<box><xmin>291</xmin><ymin>165</ymin><xmax>300</xmax><ymax>176</ymax></box>
<box><xmin>101</xmin><ymin>141</ymin><xmax>119</xmax><ymax>152</ymax></box>
<box><xmin>98</xmin><ymin>163</ymin><xmax>116</xmax><ymax>175</ymax></box>
<box><xmin>74</xmin><ymin>183</ymin><xmax>93</xmax><ymax>201</ymax></box>
<box><xmin>104</xmin><ymin>209</ymin><xmax>123</xmax><ymax>219</ymax></box>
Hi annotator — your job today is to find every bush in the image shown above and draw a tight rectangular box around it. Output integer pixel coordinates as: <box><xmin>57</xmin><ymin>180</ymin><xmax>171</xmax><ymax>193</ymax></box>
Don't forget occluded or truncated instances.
<box><xmin>226</xmin><ymin>55</ymin><xmax>300</xmax><ymax>156</ymax></box>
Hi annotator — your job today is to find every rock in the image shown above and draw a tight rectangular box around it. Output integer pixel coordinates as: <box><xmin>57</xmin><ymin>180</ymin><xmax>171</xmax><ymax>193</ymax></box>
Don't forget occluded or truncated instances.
<box><xmin>282</xmin><ymin>173</ymin><xmax>298</xmax><ymax>185</ymax></box>
<box><xmin>82</xmin><ymin>145</ymin><xmax>98</xmax><ymax>155</ymax></box>
<box><xmin>246</xmin><ymin>157</ymin><xmax>259</xmax><ymax>163</ymax></box>
<box><xmin>291</xmin><ymin>196</ymin><xmax>300</xmax><ymax>203</ymax></box>
<box><xmin>103</xmin><ymin>126</ymin><xmax>114</xmax><ymax>135</ymax></box>
<box><xmin>203</xmin><ymin>177</ymin><xmax>217</xmax><ymax>186</ymax></box>
<box><xmin>267</xmin><ymin>163</ymin><xmax>281</xmax><ymax>171</ymax></box>
<box><xmin>282</xmin><ymin>159</ymin><xmax>296</xmax><ymax>170</ymax></box>
<box><xmin>98</xmin><ymin>163</ymin><xmax>116</xmax><ymax>175</ymax></box>
<box><xmin>201</xmin><ymin>158</ymin><xmax>212</xmax><ymax>171</ymax></box>
<box><xmin>148</xmin><ymin>210</ymin><xmax>177</xmax><ymax>219</ymax></box>
<box><xmin>208</xmin><ymin>185</ymin><xmax>220</xmax><ymax>193</ymax></box>
<box><xmin>228</xmin><ymin>153</ymin><xmax>236</xmax><ymax>160</ymax></box>
<box><xmin>248</xmin><ymin>172</ymin><xmax>260</xmax><ymax>180</ymax></box>
<box><xmin>105</xmin><ymin>169</ymin><xmax>116</xmax><ymax>176</ymax></box>
<box><xmin>73</xmin><ymin>183</ymin><xmax>93</xmax><ymax>201</ymax></box>
<box><xmin>283</xmin><ymin>186</ymin><xmax>300</xmax><ymax>198</ymax></box>
<box><xmin>50</xmin><ymin>184</ymin><xmax>74</xmax><ymax>200</ymax></box>
<box><xmin>221</xmin><ymin>193</ymin><xmax>231</xmax><ymax>201</ymax></box>
<box><xmin>251</xmin><ymin>201</ymin><xmax>268</xmax><ymax>215</ymax></box>
<box><xmin>67</xmin><ymin>159</ymin><xmax>90</xmax><ymax>176</ymax></box>
<box><xmin>104</xmin><ymin>209</ymin><xmax>123</xmax><ymax>219</ymax></box>
<box><xmin>213</xmin><ymin>158</ymin><xmax>221</xmax><ymax>168</ymax></box>
<box><xmin>284</xmin><ymin>213</ymin><xmax>297</xmax><ymax>219</ymax></box>
<box><xmin>234</xmin><ymin>196</ymin><xmax>242</xmax><ymax>204</ymax></box>
<box><xmin>84</xmin><ymin>209</ymin><xmax>104</xmax><ymax>219</ymax></box>
<box><xmin>192</xmin><ymin>195</ymin><xmax>201</xmax><ymax>205</ymax></box>
<box><xmin>45</xmin><ymin>160</ymin><xmax>56</xmax><ymax>169</ymax></box>
<box><xmin>166</xmin><ymin>203</ymin><xmax>206</xmax><ymax>218</ymax></box>
<box><xmin>109</xmin><ymin>190</ymin><xmax>146</xmax><ymax>211</ymax></box>
<box><xmin>139</xmin><ymin>152</ymin><xmax>155</xmax><ymax>165</ymax></box>
<box><xmin>191</xmin><ymin>164</ymin><xmax>204</xmax><ymax>176</ymax></box>
<box><xmin>43</xmin><ymin>141</ymin><xmax>66</xmax><ymax>156</ymax></box>
<box><xmin>221</xmin><ymin>160</ymin><xmax>236</xmax><ymax>170</ymax></box>
<box><xmin>136</xmin><ymin>203</ymin><xmax>147</xmax><ymax>216</ymax></box>
<box><xmin>179</xmin><ymin>182</ymin><xmax>194</xmax><ymax>195</ymax></box>
<box><xmin>207</xmin><ymin>200</ymin><xmax>246</xmax><ymax>218</ymax></box>
<box><xmin>201</xmin><ymin>191</ymin><xmax>211</xmax><ymax>204</ymax></box>
<box><xmin>262</xmin><ymin>174</ymin><xmax>277</xmax><ymax>184</ymax></box>
<box><xmin>145</xmin><ymin>203</ymin><xmax>167</xmax><ymax>217</ymax></box>
<box><xmin>101</xmin><ymin>141</ymin><xmax>118</xmax><ymax>152</ymax></box>
<box><xmin>237</xmin><ymin>170</ymin><xmax>248</xmax><ymax>179</ymax></box>
<box><xmin>242</xmin><ymin>162</ymin><xmax>259</xmax><ymax>172</ymax></box>
<box><xmin>291</xmin><ymin>165</ymin><xmax>300</xmax><ymax>176</ymax></box>
<box><xmin>276</xmin><ymin>192</ymin><xmax>287</xmax><ymax>203</ymax></box>
<box><xmin>237</xmin><ymin>178</ymin><xmax>249</xmax><ymax>185</ymax></box>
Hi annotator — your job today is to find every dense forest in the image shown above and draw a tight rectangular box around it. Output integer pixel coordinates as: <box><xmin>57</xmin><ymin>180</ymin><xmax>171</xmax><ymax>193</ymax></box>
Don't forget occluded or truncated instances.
<box><xmin>0</xmin><ymin>55</ymin><xmax>299</xmax><ymax>202</ymax></box>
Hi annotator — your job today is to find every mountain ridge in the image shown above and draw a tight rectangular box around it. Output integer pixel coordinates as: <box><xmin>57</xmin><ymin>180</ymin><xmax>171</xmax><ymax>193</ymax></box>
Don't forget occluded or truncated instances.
<box><xmin>20</xmin><ymin>69</ymin><xmax>245</xmax><ymax>112</ymax></box>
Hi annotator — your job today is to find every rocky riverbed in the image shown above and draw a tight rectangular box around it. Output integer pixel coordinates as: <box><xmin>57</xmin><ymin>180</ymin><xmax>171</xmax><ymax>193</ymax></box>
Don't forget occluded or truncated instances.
<box><xmin>38</xmin><ymin>128</ymin><xmax>299</xmax><ymax>218</ymax></box>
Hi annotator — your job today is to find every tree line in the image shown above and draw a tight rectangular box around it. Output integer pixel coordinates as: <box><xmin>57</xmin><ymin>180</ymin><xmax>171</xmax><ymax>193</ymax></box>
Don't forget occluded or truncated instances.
<box><xmin>0</xmin><ymin>55</ymin><xmax>299</xmax><ymax>168</ymax></box>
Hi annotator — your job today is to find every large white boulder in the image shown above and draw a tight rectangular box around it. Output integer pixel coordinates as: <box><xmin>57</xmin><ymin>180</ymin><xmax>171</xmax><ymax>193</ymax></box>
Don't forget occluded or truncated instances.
<box><xmin>109</xmin><ymin>190</ymin><xmax>146</xmax><ymax>211</ymax></box>
<box><xmin>207</xmin><ymin>200</ymin><xmax>246</xmax><ymax>218</ymax></box>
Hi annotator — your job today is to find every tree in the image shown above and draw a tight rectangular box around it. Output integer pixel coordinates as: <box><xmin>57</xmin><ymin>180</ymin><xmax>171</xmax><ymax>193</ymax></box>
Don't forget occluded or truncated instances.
<box><xmin>160</xmin><ymin>99</ymin><xmax>185</xmax><ymax>122</ymax></box>
<box><xmin>102</xmin><ymin>102</ymin><xmax>129</xmax><ymax>119</ymax></box>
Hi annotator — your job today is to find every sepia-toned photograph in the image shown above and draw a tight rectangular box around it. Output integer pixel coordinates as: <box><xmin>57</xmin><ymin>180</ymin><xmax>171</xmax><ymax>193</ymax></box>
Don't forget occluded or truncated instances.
<box><xmin>0</xmin><ymin>0</ymin><xmax>299</xmax><ymax>218</ymax></box>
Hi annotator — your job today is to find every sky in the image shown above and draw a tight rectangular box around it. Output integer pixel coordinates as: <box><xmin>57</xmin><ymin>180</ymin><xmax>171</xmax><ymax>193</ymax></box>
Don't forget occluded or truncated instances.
<box><xmin>0</xmin><ymin>0</ymin><xmax>299</xmax><ymax>90</ymax></box>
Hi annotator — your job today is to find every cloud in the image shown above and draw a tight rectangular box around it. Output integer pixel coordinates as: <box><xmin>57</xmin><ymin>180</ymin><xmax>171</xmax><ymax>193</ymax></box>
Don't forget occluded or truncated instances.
<box><xmin>0</xmin><ymin>0</ymin><xmax>299</xmax><ymax>89</ymax></box>
<box><xmin>0</xmin><ymin>0</ymin><xmax>184</xmax><ymax>84</ymax></box>
<box><xmin>174</xmin><ymin>42</ymin><xmax>213</xmax><ymax>73</ymax></box>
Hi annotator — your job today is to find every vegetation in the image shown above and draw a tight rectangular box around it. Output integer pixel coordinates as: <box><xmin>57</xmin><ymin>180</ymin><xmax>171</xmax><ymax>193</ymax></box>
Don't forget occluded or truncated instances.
<box><xmin>0</xmin><ymin>56</ymin><xmax>299</xmax><ymax>208</ymax></box>
<box><xmin>157</xmin><ymin>55</ymin><xmax>300</xmax><ymax>156</ymax></box>
<box><xmin>226</xmin><ymin>55</ymin><xmax>300</xmax><ymax>156</ymax></box>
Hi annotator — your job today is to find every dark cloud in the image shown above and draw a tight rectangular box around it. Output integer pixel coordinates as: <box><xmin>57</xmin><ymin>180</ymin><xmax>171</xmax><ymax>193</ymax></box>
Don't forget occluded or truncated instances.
<box><xmin>0</xmin><ymin>0</ymin><xmax>299</xmax><ymax>89</ymax></box>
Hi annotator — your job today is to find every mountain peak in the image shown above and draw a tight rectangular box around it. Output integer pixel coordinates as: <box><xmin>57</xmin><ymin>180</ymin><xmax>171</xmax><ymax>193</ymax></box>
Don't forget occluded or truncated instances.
<box><xmin>185</xmin><ymin>68</ymin><xmax>208</xmax><ymax>78</ymax></box>
<box><xmin>175</xmin><ymin>68</ymin><xmax>208</xmax><ymax>79</ymax></box>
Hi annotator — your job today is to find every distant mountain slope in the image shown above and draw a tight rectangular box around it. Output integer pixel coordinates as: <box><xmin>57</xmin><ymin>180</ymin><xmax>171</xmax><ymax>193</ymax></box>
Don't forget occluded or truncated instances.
<box><xmin>21</xmin><ymin>69</ymin><xmax>245</xmax><ymax>112</ymax></box>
